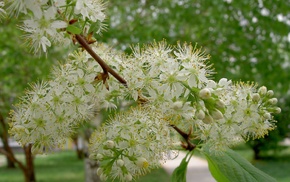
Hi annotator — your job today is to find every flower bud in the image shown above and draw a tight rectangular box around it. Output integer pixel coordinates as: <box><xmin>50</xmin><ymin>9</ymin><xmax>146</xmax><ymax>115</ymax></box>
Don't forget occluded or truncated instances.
<box><xmin>100</xmin><ymin>173</ymin><xmax>108</xmax><ymax>181</ymax></box>
<box><xmin>267</xmin><ymin>90</ymin><xmax>274</xmax><ymax>97</ymax></box>
<box><xmin>269</xmin><ymin>98</ymin><xmax>278</xmax><ymax>105</ymax></box>
<box><xmin>116</xmin><ymin>159</ymin><xmax>124</xmax><ymax>167</ymax></box>
<box><xmin>203</xmin><ymin>115</ymin><xmax>213</xmax><ymax>124</ymax></box>
<box><xmin>252</xmin><ymin>93</ymin><xmax>260</xmax><ymax>102</ymax></box>
<box><xmin>216</xmin><ymin>100</ymin><xmax>225</xmax><ymax>109</ymax></box>
<box><xmin>258</xmin><ymin>86</ymin><xmax>267</xmax><ymax>95</ymax></box>
<box><xmin>97</xmin><ymin>168</ymin><xmax>103</xmax><ymax>176</ymax></box>
<box><xmin>173</xmin><ymin>101</ymin><xmax>183</xmax><ymax>109</ymax></box>
<box><xmin>263</xmin><ymin>112</ymin><xmax>271</xmax><ymax>120</ymax></box>
<box><xmin>136</xmin><ymin>157</ymin><xmax>149</xmax><ymax>168</ymax></box>
<box><xmin>196</xmin><ymin>110</ymin><xmax>205</xmax><ymax>120</ymax></box>
<box><xmin>274</xmin><ymin>107</ymin><xmax>281</xmax><ymax>114</ymax></box>
<box><xmin>96</xmin><ymin>153</ymin><xmax>103</xmax><ymax>160</ymax></box>
<box><xmin>211</xmin><ymin>110</ymin><xmax>223</xmax><ymax>120</ymax></box>
<box><xmin>125</xmin><ymin>173</ymin><xmax>132</xmax><ymax>181</ymax></box>
<box><xmin>105</xmin><ymin>140</ymin><xmax>115</xmax><ymax>149</ymax></box>
<box><xmin>199</xmin><ymin>88</ymin><xmax>211</xmax><ymax>99</ymax></box>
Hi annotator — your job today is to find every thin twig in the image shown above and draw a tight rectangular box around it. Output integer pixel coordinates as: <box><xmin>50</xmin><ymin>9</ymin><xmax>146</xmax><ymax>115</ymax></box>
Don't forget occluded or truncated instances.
<box><xmin>75</xmin><ymin>34</ymin><xmax>127</xmax><ymax>87</ymax></box>
<box><xmin>170</xmin><ymin>124</ymin><xmax>196</xmax><ymax>151</ymax></box>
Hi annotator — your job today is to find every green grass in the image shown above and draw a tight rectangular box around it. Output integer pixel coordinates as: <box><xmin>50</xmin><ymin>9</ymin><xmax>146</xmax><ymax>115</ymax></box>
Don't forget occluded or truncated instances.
<box><xmin>0</xmin><ymin>150</ymin><xmax>170</xmax><ymax>182</ymax></box>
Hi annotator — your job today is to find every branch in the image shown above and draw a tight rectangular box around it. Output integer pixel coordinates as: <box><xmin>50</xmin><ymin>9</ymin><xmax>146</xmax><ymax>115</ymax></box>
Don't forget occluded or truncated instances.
<box><xmin>75</xmin><ymin>34</ymin><xmax>127</xmax><ymax>87</ymax></box>
<box><xmin>0</xmin><ymin>113</ymin><xmax>27</xmax><ymax>171</ymax></box>
<box><xmin>0</xmin><ymin>147</ymin><xmax>27</xmax><ymax>171</ymax></box>
<box><xmin>170</xmin><ymin>124</ymin><xmax>196</xmax><ymax>151</ymax></box>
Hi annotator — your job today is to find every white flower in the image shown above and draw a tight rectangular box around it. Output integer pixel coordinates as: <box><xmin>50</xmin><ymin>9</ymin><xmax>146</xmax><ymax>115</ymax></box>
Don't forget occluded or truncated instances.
<box><xmin>74</xmin><ymin>0</ymin><xmax>106</xmax><ymax>22</ymax></box>
<box><xmin>136</xmin><ymin>157</ymin><xmax>149</xmax><ymax>168</ymax></box>
<box><xmin>6</xmin><ymin>0</ymin><xmax>28</xmax><ymax>16</ymax></box>
<box><xmin>9</xmin><ymin>48</ymin><xmax>102</xmax><ymax>153</ymax></box>
<box><xmin>53</xmin><ymin>0</ymin><xmax>66</xmax><ymax>7</ymax></box>
<box><xmin>20</xmin><ymin>6</ymin><xmax>68</xmax><ymax>53</ymax></box>
<box><xmin>89</xmin><ymin>107</ymin><xmax>172</xmax><ymax>181</ymax></box>
<box><xmin>218</xmin><ymin>78</ymin><xmax>232</xmax><ymax>88</ymax></box>
<box><xmin>6</xmin><ymin>0</ymin><xmax>47</xmax><ymax>17</ymax></box>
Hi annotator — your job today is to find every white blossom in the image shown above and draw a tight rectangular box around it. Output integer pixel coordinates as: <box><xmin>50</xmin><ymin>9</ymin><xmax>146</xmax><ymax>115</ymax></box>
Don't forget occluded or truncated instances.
<box><xmin>89</xmin><ymin>107</ymin><xmax>173</xmax><ymax>181</ymax></box>
<box><xmin>74</xmin><ymin>0</ymin><xmax>106</xmax><ymax>22</ymax></box>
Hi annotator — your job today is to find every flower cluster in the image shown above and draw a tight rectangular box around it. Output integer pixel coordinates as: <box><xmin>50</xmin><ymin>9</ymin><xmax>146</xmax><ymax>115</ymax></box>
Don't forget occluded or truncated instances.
<box><xmin>9</xmin><ymin>47</ymin><xmax>104</xmax><ymax>154</ymax></box>
<box><xmin>194</xmin><ymin>80</ymin><xmax>281</xmax><ymax>151</ymax></box>
<box><xmin>9</xmin><ymin>40</ymin><xmax>281</xmax><ymax>180</ymax></box>
<box><xmin>3</xmin><ymin>0</ymin><xmax>106</xmax><ymax>53</ymax></box>
<box><xmin>89</xmin><ymin>107</ymin><xmax>172</xmax><ymax>181</ymax></box>
<box><xmin>88</xmin><ymin>41</ymin><xmax>281</xmax><ymax>151</ymax></box>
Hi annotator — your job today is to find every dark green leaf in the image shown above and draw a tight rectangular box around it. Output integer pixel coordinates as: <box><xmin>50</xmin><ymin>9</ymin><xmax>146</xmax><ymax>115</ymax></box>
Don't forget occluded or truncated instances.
<box><xmin>171</xmin><ymin>152</ymin><xmax>192</xmax><ymax>182</ymax></box>
<box><xmin>203</xmin><ymin>148</ymin><xmax>277</xmax><ymax>182</ymax></box>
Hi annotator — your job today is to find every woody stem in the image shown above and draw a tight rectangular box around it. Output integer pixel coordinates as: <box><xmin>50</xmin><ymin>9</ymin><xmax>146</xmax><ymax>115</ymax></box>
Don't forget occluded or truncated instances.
<box><xmin>75</xmin><ymin>34</ymin><xmax>127</xmax><ymax>87</ymax></box>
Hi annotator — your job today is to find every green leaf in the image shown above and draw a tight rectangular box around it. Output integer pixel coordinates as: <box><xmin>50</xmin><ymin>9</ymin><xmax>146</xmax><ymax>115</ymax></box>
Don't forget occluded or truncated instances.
<box><xmin>88</xmin><ymin>22</ymin><xmax>101</xmax><ymax>33</ymax></box>
<box><xmin>202</xmin><ymin>148</ymin><xmax>277</xmax><ymax>182</ymax></box>
<box><xmin>66</xmin><ymin>25</ymin><xmax>82</xmax><ymax>34</ymax></box>
<box><xmin>171</xmin><ymin>151</ymin><xmax>193</xmax><ymax>182</ymax></box>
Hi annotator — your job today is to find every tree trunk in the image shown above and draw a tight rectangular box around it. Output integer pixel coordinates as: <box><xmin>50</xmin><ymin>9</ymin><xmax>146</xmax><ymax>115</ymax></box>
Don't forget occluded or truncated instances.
<box><xmin>5</xmin><ymin>149</ymin><xmax>16</xmax><ymax>168</ymax></box>
<box><xmin>0</xmin><ymin>114</ymin><xmax>36</xmax><ymax>181</ymax></box>
<box><xmin>84</xmin><ymin>158</ymin><xmax>101</xmax><ymax>182</ymax></box>
<box><xmin>83</xmin><ymin>128</ymin><xmax>101</xmax><ymax>182</ymax></box>
<box><xmin>24</xmin><ymin>144</ymin><xmax>36</xmax><ymax>182</ymax></box>
<box><xmin>0</xmin><ymin>113</ymin><xmax>16</xmax><ymax>168</ymax></box>
<box><xmin>72</xmin><ymin>135</ymin><xmax>84</xmax><ymax>160</ymax></box>
<box><xmin>1</xmin><ymin>136</ymin><xmax>16</xmax><ymax>168</ymax></box>
<box><xmin>253</xmin><ymin>143</ymin><xmax>261</xmax><ymax>160</ymax></box>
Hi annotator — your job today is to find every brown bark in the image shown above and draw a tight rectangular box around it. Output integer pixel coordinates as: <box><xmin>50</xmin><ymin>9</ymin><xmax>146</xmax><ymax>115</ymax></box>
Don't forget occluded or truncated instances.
<box><xmin>0</xmin><ymin>113</ymin><xmax>36</xmax><ymax>182</ymax></box>
<box><xmin>75</xmin><ymin>34</ymin><xmax>127</xmax><ymax>87</ymax></box>
<box><xmin>253</xmin><ymin>143</ymin><xmax>261</xmax><ymax>160</ymax></box>
<box><xmin>72</xmin><ymin>135</ymin><xmax>84</xmax><ymax>160</ymax></box>
<box><xmin>24</xmin><ymin>144</ymin><xmax>36</xmax><ymax>182</ymax></box>
<box><xmin>0</xmin><ymin>112</ymin><xmax>16</xmax><ymax>168</ymax></box>
<box><xmin>83</xmin><ymin>129</ymin><xmax>101</xmax><ymax>182</ymax></box>
<box><xmin>84</xmin><ymin>158</ymin><xmax>101</xmax><ymax>182</ymax></box>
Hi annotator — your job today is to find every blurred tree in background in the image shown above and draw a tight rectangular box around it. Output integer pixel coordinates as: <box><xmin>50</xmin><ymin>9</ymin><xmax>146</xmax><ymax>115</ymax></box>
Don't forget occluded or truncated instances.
<box><xmin>99</xmin><ymin>0</ymin><xmax>290</xmax><ymax>159</ymax></box>
<box><xmin>0</xmin><ymin>17</ymin><xmax>66</xmax><ymax>177</ymax></box>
